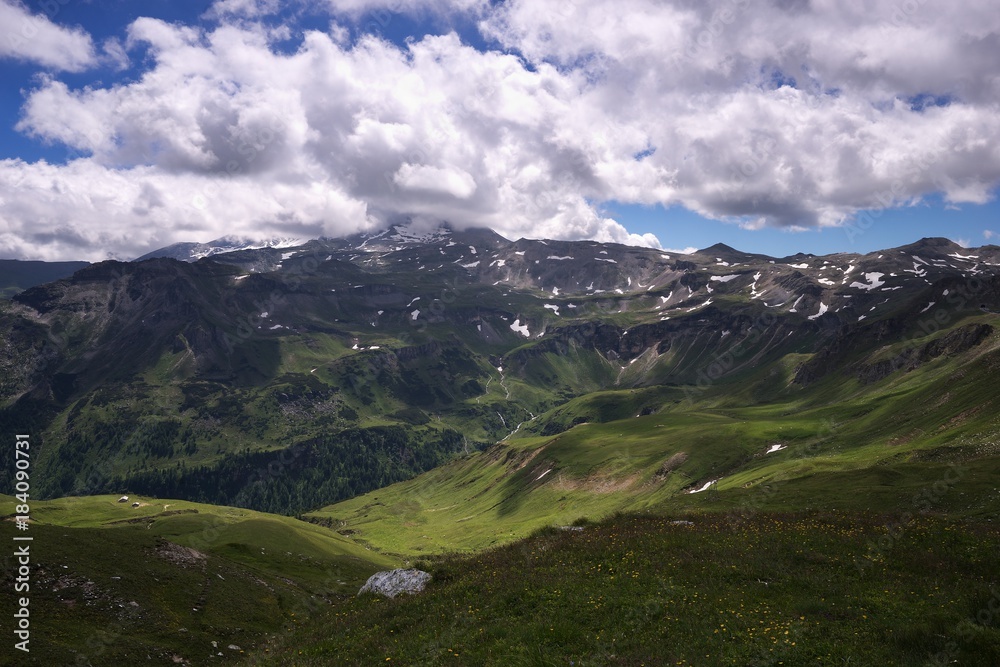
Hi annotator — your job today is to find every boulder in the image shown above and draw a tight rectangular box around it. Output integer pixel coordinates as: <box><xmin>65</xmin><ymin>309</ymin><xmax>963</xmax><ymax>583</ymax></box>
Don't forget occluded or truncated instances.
<box><xmin>358</xmin><ymin>569</ymin><xmax>432</xmax><ymax>598</ymax></box>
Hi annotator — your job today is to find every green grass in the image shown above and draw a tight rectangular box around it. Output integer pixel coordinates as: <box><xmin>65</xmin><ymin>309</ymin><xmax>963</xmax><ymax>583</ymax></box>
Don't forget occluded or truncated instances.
<box><xmin>0</xmin><ymin>494</ymin><xmax>396</xmax><ymax>666</ymax></box>
<box><xmin>245</xmin><ymin>511</ymin><xmax>1000</xmax><ymax>666</ymax></box>
<box><xmin>308</xmin><ymin>341</ymin><xmax>1000</xmax><ymax>557</ymax></box>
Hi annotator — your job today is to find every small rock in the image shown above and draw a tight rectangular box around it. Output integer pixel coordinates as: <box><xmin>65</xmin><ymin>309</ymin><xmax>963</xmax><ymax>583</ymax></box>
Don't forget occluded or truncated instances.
<box><xmin>358</xmin><ymin>569</ymin><xmax>432</xmax><ymax>598</ymax></box>
<box><xmin>228</xmin><ymin>644</ymin><xmax>241</xmax><ymax>651</ymax></box>
<box><xmin>559</xmin><ymin>526</ymin><xmax>584</xmax><ymax>532</ymax></box>
<box><xmin>670</xmin><ymin>520</ymin><xmax>694</xmax><ymax>526</ymax></box>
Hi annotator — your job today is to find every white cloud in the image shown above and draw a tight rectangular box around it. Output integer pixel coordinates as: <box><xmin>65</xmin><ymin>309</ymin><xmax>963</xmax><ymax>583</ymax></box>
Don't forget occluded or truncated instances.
<box><xmin>394</xmin><ymin>164</ymin><xmax>477</xmax><ymax>199</ymax></box>
<box><xmin>0</xmin><ymin>0</ymin><xmax>96</xmax><ymax>71</ymax></box>
<box><xmin>101</xmin><ymin>37</ymin><xmax>130</xmax><ymax>70</ymax></box>
<box><xmin>0</xmin><ymin>158</ymin><xmax>370</xmax><ymax>262</ymax></box>
<box><xmin>205</xmin><ymin>0</ymin><xmax>281</xmax><ymax>19</ymax></box>
<box><xmin>325</xmin><ymin>0</ymin><xmax>488</xmax><ymax>17</ymax></box>
<box><xmin>5</xmin><ymin>1</ymin><xmax>1000</xmax><ymax>260</ymax></box>
<box><xmin>985</xmin><ymin>230</ymin><xmax>998</xmax><ymax>241</ymax></box>
<box><xmin>481</xmin><ymin>0</ymin><xmax>1000</xmax><ymax>226</ymax></box>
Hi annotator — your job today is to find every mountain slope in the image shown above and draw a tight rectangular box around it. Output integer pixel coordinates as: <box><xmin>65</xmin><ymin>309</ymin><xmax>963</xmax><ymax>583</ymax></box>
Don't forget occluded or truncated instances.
<box><xmin>0</xmin><ymin>493</ymin><xmax>395</xmax><ymax>666</ymax></box>
<box><xmin>2</xmin><ymin>228</ymin><xmax>999</xmax><ymax>519</ymax></box>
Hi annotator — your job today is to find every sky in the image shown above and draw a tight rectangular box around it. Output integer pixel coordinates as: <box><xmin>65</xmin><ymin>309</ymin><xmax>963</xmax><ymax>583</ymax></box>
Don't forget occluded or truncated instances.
<box><xmin>0</xmin><ymin>0</ymin><xmax>999</xmax><ymax>262</ymax></box>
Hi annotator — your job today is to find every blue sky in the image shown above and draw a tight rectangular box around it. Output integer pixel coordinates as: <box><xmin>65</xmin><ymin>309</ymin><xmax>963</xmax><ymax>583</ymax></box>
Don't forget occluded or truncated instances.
<box><xmin>1</xmin><ymin>0</ymin><xmax>998</xmax><ymax>261</ymax></box>
<box><xmin>611</xmin><ymin>197</ymin><xmax>1000</xmax><ymax>257</ymax></box>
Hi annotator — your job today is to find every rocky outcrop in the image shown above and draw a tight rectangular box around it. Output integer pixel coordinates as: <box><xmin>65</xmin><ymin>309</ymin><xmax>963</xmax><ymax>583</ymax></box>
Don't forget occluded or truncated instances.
<box><xmin>857</xmin><ymin>323</ymin><xmax>994</xmax><ymax>384</ymax></box>
<box><xmin>358</xmin><ymin>569</ymin><xmax>432</xmax><ymax>598</ymax></box>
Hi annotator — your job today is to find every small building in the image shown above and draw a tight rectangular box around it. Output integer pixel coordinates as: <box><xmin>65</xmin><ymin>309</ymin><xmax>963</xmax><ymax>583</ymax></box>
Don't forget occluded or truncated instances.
<box><xmin>118</xmin><ymin>495</ymin><xmax>129</xmax><ymax>503</ymax></box>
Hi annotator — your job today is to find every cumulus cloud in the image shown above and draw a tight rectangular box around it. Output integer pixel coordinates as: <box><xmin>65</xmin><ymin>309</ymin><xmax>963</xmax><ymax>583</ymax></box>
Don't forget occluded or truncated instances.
<box><xmin>0</xmin><ymin>0</ymin><xmax>96</xmax><ymax>71</ymax></box>
<box><xmin>3</xmin><ymin>0</ymin><xmax>1000</xmax><ymax>260</ymax></box>
<box><xmin>0</xmin><ymin>158</ymin><xmax>370</xmax><ymax>261</ymax></box>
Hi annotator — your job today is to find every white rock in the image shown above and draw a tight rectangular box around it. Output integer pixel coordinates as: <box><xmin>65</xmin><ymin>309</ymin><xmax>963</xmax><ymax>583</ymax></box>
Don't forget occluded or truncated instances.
<box><xmin>359</xmin><ymin>569</ymin><xmax>432</xmax><ymax>598</ymax></box>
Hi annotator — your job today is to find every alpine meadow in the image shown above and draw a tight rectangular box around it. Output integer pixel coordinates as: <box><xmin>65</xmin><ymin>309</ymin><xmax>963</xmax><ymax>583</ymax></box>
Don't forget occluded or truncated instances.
<box><xmin>3</xmin><ymin>0</ymin><xmax>1000</xmax><ymax>665</ymax></box>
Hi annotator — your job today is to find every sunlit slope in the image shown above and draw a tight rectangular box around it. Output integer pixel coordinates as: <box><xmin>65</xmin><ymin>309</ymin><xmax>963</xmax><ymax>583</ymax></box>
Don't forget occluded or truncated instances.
<box><xmin>310</xmin><ymin>316</ymin><xmax>1000</xmax><ymax>555</ymax></box>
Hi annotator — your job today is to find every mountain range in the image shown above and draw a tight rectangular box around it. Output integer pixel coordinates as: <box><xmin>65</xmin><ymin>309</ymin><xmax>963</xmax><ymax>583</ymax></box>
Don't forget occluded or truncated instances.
<box><xmin>3</xmin><ymin>225</ymin><xmax>1000</xmax><ymax>664</ymax></box>
<box><xmin>1</xmin><ymin>225</ymin><xmax>999</xmax><ymax>520</ymax></box>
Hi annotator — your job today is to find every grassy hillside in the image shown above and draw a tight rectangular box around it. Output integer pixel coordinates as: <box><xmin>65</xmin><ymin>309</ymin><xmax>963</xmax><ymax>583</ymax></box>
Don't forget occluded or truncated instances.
<box><xmin>246</xmin><ymin>512</ymin><xmax>1000</xmax><ymax>666</ymax></box>
<box><xmin>308</xmin><ymin>315</ymin><xmax>1000</xmax><ymax>556</ymax></box>
<box><xmin>0</xmin><ymin>494</ymin><xmax>394</xmax><ymax>666</ymax></box>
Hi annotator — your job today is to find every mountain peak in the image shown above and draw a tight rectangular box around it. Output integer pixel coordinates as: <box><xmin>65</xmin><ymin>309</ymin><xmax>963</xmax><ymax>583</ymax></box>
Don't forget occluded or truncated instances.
<box><xmin>135</xmin><ymin>235</ymin><xmax>306</xmax><ymax>262</ymax></box>
<box><xmin>698</xmin><ymin>242</ymin><xmax>740</xmax><ymax>254</ymax></box>
<box><xmin>897</xmin><ymin>237</ymin><xmax>965</xmax><ymax>254</ymax></box>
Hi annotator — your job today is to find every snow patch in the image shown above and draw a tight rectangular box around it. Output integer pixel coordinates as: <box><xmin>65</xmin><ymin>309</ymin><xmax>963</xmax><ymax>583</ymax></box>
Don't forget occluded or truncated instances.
<box><xmin>510</xmin><ymin>319</ymin><xmax>531</xmax><ymax>337</ymax></box>
<box><xmin>849</xmin><ymin>272</ymin><xmax>886</xmax><ymax>291</ymax></box>
<box><xmin>808</xmin><ymin>303</ymin><xmax>828</xmax><ymax>320</ymax></box>
<box><xmin>688</xmin><ymin>480</ymin><xmax>718</xmax><ymax>494</ymax></box>
<box><xmin>686</xmin><ymin>298</ymin><xmax>713</xmax><ymax>312</ymax></box>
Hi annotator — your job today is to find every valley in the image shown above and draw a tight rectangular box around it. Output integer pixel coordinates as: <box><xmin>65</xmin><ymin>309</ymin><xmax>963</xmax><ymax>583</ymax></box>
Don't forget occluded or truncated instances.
<box><xmin>2</xmin><ymin>227</ymin><xmax>999</xmax><ymax>665</ymax></box>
